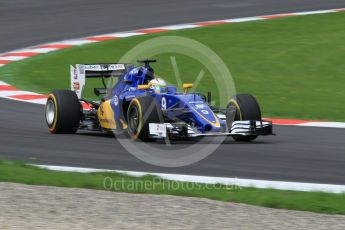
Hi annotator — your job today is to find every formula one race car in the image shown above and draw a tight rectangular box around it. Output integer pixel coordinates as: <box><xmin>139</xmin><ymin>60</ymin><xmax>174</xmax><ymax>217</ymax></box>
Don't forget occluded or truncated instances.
<box><xmin>45</xmin><ymin>59</ymin><xmax>273</xmax><ymax>141</ymax></box>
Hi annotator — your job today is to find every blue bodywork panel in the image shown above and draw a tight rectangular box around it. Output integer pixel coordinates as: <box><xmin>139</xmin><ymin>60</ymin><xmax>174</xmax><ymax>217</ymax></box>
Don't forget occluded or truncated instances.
<box><xmin>108</xmin><ymin>65</ymin><xmax>225</xmax><ymax>133</ymax></box>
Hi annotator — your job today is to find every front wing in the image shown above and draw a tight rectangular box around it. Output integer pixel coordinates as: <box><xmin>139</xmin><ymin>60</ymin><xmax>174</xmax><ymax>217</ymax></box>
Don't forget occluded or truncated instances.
<box><xmin>149</xmin><ymin>120</ymin><xmax>274</xmax><ymax>139</ymax></box>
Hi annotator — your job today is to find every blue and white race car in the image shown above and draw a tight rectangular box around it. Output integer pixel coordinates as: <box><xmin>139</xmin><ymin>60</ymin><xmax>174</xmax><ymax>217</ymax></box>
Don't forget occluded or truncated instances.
<box><xmin>45</xmin><ymin>59</ymin><xmax>273</xmax><ymax>141</ymax></box>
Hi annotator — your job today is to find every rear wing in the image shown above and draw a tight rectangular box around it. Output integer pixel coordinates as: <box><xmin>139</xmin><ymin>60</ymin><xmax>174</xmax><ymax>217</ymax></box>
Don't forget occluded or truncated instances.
<box><xmin>70</xmin><ymin>64</ymin><xmax>128</xmax><ymax>98</ymax></box>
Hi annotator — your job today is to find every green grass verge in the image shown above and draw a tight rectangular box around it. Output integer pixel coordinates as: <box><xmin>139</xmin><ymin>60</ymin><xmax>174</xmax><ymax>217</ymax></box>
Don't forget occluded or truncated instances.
<box><xmin>0</xmin><ymin>160</ymin><xmax>344</xmax><ymax>215</ymax></box>
<box><xmin>1</xmin><ymin>12</ymin><xmax>345</xmax><ymax>120</ymax></box>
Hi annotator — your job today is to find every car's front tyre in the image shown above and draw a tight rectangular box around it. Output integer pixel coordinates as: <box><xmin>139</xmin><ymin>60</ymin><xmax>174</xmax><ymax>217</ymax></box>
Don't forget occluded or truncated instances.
<box><xmin>226</xmin><ymin>94</ymin><xmax>262</xmax><ymax>142</ymax></box>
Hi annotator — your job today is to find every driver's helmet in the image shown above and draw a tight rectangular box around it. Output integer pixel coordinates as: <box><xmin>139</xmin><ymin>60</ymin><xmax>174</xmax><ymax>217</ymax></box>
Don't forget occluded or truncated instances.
<box><xmin>149</xmin><ymin>78</ymin><xmax>167</xmax><ymax>93</ymax></box>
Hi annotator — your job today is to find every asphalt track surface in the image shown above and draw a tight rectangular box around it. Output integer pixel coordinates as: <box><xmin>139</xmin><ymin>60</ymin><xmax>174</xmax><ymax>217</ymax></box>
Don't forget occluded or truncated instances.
<box><xmin>1</xmin><ymin>0</ymin><xmax>345</xmax><ymax>184</ymax></box>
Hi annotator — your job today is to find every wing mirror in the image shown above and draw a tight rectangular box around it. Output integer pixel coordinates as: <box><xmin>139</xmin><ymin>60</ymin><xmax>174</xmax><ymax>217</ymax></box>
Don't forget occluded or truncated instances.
<box><xmin>137</xmin><ymin>84</ymin><xmax>151</xmax><ymax>90</ymax></box>
<box><xmin>182</xmin><ymin>83</ymin><xmax>193</xmax><ymax>93</ymax></box>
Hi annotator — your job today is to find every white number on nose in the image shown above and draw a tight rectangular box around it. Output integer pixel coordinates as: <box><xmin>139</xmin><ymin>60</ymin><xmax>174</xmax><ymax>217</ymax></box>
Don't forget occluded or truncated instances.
<box><xmin>161</xmin><ymin>97</ymin><xmax>167</xmax><ymax>110</ymax></box>
<box><xmin>201</xmin><ymin>110</ymin><xmax>209</xmax><ymax>115</ymax></box>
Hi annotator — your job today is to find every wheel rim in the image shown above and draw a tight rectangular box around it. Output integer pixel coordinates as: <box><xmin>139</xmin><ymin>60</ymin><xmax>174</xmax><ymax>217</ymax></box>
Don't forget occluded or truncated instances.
<box><xmin>128</xmin><ymin>106</ymin><xmax>139</xmax><ymax>134</ymax></box>
<box><xmin>46</xmin><ymin>99</ymin><xmax>55</xmax><ymax>126</ymax></box>
<box><xmin>226</xmin><ymin>102</ymin><xmax>240</xmax><ymax>132</ymax></box>
<box><xmin>227</xmin><ymin>103</ymin><xmax>239</xmax><ymax>121</ymax></box>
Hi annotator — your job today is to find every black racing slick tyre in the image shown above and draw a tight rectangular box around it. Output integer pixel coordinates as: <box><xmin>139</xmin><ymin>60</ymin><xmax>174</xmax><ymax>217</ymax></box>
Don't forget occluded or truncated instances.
<box><xmin>226</xmin><ymin>94</ymin><xmax>262</xmax><ymax>142</ymax></box>
<box><xmin>45</xmin><ymin>90</ymin><xmax>81</xmax><ymax>134</ymax></box>
<box><xmin>126</xmin><ymin>96</ymin><xmax>162</xmax><ymax>141</ymax></box>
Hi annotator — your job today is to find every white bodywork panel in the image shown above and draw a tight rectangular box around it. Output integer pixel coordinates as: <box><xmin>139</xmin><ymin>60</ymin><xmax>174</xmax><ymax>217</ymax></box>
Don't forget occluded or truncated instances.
<box><xmin>83</xmin><ymin>64</ymin><xmax>125</xmax><ymax>71</ymax></box>
<box><xmin>149</xmin><ymin>123</ymin><xmax>167</xmax><ymax>138</ymax></box>
<box><xmin>70</xmin><ymin>64</ymin><xmax>85</xmax><ymax>99</ymax></box>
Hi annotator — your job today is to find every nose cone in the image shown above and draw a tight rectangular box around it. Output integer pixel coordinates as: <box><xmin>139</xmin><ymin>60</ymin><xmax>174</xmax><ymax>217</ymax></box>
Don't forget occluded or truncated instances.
<box><xmin>189</xmin><ymin>102</ymin><xmax>223</xmax><ymax>132</ymax></box>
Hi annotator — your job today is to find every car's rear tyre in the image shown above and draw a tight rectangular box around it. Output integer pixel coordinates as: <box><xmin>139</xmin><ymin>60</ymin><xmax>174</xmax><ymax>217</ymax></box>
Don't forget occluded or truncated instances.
<box><xmin>127</xmin><ymin>96</ymin><xmax>162</xmax><ymax>141</ymax></box>
<box><xmin>45</xmin><ymin>90</ymin><xmax>81</xmax><ymax>134</ymax></box>
<box><xmin>226</xmin><ymin>94</ymin><xmax>261</xmax><ymax>142</ymax></box>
